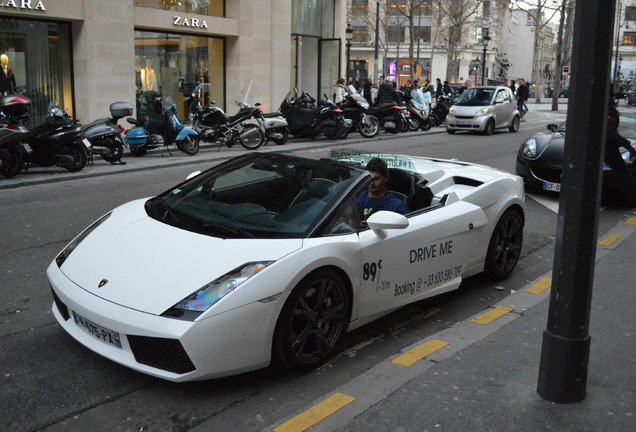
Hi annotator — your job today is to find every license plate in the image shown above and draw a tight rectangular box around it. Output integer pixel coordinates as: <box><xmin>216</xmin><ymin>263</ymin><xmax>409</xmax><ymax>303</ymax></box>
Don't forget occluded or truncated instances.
<box><xmin>81</xmin><ymin>138</ymin><xmax>92</xmax><ymax>149</ymax></box>
<box><xmin>21</xmin><ymin>143</ymin><xmax>33</xmax><ymax>153</ymax></box>
<box><xmin>543</xmin><ymin>181</ymin><xmax>561</xmax><ymax>192</ymax></box>
<box><xmin>455</xmin><ymin>120</ymin><xmax>470</xmax><ymax>126</ymax></box>
<box><xmin>73</xmin><ymin>311</ymin><xmax>122</xmax><ymax>349</ymax></box>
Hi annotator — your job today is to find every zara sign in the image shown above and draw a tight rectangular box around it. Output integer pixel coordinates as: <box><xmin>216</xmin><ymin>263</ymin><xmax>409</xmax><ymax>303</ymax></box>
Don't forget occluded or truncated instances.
<box><xmin>173</xmin><ymin>16</ymin><xmax>208</xmax><ymax>29</ymax></box>
<box><xmin>0</xmin><ymin>0</ymin><xmax>46</xmax><ymax>10</ymax></box>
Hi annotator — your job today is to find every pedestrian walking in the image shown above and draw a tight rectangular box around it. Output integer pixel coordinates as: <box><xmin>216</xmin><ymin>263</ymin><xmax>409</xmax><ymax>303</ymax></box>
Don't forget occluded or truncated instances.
<box><xmin>606</xmin><ymin>90</ymin><xmax>636</xmax><ymax>211</ymax></box>
<box><xmin>516</xmin><ymin>79</ymin><xmax>528</xmax><ymax>120</ymax></box>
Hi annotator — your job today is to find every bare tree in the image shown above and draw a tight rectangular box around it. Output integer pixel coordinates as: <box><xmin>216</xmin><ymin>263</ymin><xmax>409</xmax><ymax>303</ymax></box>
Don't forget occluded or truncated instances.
<box><xmin>513</xmin><ymin>0</ymin><xmax>560</xmax><ymax>102</ymax></box>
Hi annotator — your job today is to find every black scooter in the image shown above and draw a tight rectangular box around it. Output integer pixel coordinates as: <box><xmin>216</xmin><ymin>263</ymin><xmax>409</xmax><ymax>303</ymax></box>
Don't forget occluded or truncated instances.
<box><xmin>421</xmin><ymin>94</ymin><xmax>453</xmax><ymax>131</ymax></box>
<box><xmin>280</xmin><ymin>89</ymin><xmax>346</xmax><ymax>140</ymax></box>
<box><xmin>0</xmin><ymin>95</ymin><xmax>31</xmax><ymax>178</ymax></box>
<box><xmin>81</xmin><ymin>101</ymin><xmax>132</xmax><ymax>165</ymax></box>
<box><xmin>23</xmin><ymin>107</ymin><xmax>89</xmax><ymax>173</ymax></box>
<box><xmin>339</xmin><ymin>85</ymin><xmax>379</xmax><ymax>138</ymax></box>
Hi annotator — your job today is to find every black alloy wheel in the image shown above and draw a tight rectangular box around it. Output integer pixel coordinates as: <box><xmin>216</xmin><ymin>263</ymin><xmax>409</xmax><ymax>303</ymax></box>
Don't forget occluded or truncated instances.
<box><xmin>273</xmin><ymin>269</ymin><xmax>350</xmax><ymax>371</ymax></box>
<box><xmin>100</xmin><ymin>137</ymin><xmax>124</xmax><ymax>163</ymax></box>
<box><xmin>484</xmin><ymin>208</ymin><xmax>524</xmax><ymax>280</ymax></box>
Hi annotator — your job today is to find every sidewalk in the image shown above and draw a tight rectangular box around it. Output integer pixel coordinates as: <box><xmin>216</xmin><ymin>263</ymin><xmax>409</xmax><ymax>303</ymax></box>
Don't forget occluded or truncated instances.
<box><xmin>264</xmin><ymin>217</ymin><xmax>636</xmax><ymax>432</ymax></box>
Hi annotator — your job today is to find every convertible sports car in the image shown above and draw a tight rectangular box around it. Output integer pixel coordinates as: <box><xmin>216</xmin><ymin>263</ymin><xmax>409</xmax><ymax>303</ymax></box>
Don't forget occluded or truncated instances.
<box><xmin>516</xmin><ymin>122</ymin><xmax>636</xmax><ymax>194</ymax></box>
<box><xmin>48</xmin><ymin>150</ymin><xmax>525</xmax><ymax>382</ymax></box>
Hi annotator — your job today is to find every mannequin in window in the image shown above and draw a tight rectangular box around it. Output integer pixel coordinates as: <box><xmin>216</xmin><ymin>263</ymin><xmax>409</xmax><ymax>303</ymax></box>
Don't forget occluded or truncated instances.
<box><xmin>0</xmin><ymin>54</ymin><xmax>16</xmax><ymax>95</ymax></box>
<box><xmin>134</xmin><ymin>58</ymin><xmax>142</xmax><ymax>91</ymax></box>
<box><xmin>141</xmin><ymin>57</ymin><xmax>157</xmax><ymax>92</ymax></box>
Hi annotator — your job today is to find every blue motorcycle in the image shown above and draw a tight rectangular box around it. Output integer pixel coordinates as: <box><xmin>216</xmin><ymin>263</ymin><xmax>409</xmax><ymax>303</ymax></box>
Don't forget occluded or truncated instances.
<box><xmin>125</xmin><ymin>104</ymin><xmax>199</xmax><ymax>156</ymax></box>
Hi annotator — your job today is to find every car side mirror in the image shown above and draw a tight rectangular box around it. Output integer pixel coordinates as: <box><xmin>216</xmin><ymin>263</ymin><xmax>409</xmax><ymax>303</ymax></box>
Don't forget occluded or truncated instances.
<box><xmin>367</xmin><ymin>211</ymin><xmax>409</xmax><ymax>239</ymax></box>
<box><xmin>546</xmin><ymin>124</ymin><xmax>558</xmax><ymax>132</ymax></box>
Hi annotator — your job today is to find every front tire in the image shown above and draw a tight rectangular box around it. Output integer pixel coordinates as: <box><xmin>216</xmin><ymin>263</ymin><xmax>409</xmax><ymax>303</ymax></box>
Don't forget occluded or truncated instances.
<box><xmin>408</xmin><ymin>117</ymin><xmax>419</xmax><ymax>131</ymax></box>
<box><xmin>357</xmin><ymin>116</ymin><xmax>379</xmax><ymax>138</ymax></box>
<box><xmin>271</xmin><ymin>130</ymin><xmax>289</xmax><ymax>145</ymax></box>
<box><xmin>484</xmin><ymin>208</ymin><xmax>523</xmax><ymax>280</ymax></box>
<box><xmin>177</xmin><ymin>134</ymin><xmax>200</xmax><ymax>155</ymax></box>
<box><xmin>273</xmin><ymin>270</ymin><xmax>350</xmax><ymax>371</ymax></box>
<box><xmin>63</xmin><ymin>143</ymin><xmax>88</xmax><ymax>173</ymax></box>
<box><xmin>0</xmin><ymin>148</ymin><xmax>23</xmax><ymax>178</ymax></box>
<box><xmin>483</xmin><ymin>118</ymin><xmax>495</xmax><ymax>135</ymax></box>
<box><xmin>238</xmin><ymin>124</ymin><xmax>265</xmax><ymax>150</ymax></box>
<box><xmin>421</xmin><ymin>118</ymin><xmax>433</xmax><ymax>131</ymax></box>
<box><xmin>508</xmin><ymin>116</ymin><xmax>520</xmax><ymax>133</ymax></box>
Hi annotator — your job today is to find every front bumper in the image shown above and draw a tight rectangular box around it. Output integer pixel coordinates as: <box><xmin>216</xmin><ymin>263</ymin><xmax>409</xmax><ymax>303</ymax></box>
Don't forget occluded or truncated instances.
<box><xmin>47</xmin><ymin>262</ymin><xmax>281</xmax><ymax>382</ymax></box>
<box><xmin>445</xmin><ymin>114</ymin><xmax>490</xmax><ymax>132</ymax></box>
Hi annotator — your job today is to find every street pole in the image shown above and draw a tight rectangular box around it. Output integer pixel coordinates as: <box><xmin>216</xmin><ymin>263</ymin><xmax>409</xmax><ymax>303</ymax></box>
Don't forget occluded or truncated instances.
<box><xmin>374</xmin><ymin>0</ymin><xmax>380</xmax><ymax>80</ymax></box>
<box><xmin>481</xmin><ymin>47</ymin><xmax>487</xmax><ymax>86</ymax></box>
<box><xmin>537</xmin><ymin>0</ymin><xmax>617</xmax><ymax>404</ymax></box>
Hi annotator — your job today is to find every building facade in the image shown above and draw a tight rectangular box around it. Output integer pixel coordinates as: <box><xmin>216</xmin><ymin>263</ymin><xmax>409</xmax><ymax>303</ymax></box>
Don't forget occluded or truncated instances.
<box><xmin>1</xmin><ymin>0</ymin><xmax>351</xmax><ymax>127</ymax></box>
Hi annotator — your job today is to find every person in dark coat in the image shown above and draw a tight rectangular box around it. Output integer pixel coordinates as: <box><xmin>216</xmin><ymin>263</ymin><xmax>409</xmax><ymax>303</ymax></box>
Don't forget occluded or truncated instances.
<box><xmin>606</xmin><ymin>91</ymin><xmax>636</xmax><ymax>210</ymax></box>
<box><xmin>376</xmin><ymin>77</ymin><xmax>400</xmax><ymax>106</ymax></box>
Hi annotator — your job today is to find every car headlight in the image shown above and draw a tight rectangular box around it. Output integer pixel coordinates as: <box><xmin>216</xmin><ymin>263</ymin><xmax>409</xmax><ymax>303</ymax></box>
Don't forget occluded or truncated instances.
<box><xmin>522</xmin><ymin>138</ymin><xmax>538</xmax><ymax>158</ymax></box>
<box><xmin>169</xmin><ymin>261</ymin><xmax>274</xmax><ymax>314</ymax></box>
<box><xmin>449</xmin><ymin>107</ymin><xmax>455</xmax><ymax>114</ymax></box>
<box><xmin>56</xmin><ymin>212</ymin><xmax>112</xmax><ymax>267</ymax></box>
<box><xmin>476</xmin><ymin>107</ymin><xmax>490</xmax><ymax>115</ymax></box>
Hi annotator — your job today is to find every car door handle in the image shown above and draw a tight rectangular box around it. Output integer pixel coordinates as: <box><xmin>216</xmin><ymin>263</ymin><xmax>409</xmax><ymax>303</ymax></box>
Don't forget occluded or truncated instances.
<box><xmin>469</xmin><ymin>218</ymin><xmax>488</xmax><ymax>229</ymax></box>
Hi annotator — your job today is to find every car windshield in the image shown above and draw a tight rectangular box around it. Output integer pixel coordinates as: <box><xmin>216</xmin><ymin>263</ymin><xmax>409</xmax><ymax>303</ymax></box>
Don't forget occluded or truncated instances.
<box><xmin>146</xmin><ymin>153</ymin><xmax>361</xmax><ymax>239</ymax></box>
<box><xmin>556</xmin><ymin>122</ymin><xmax>566</xmax><ymax>133</ymax></box>
<box><xmin>454</xmin><ymin>88</ymin><xmax>494</xmax><ymax>106</ymax></box>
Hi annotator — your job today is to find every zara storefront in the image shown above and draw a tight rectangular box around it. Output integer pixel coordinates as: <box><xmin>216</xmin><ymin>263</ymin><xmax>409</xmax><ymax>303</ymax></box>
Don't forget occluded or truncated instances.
<box><xmin>0</xmin><ymin>0</ymin><xmax>293</xmax><ymax>126</ymax></box>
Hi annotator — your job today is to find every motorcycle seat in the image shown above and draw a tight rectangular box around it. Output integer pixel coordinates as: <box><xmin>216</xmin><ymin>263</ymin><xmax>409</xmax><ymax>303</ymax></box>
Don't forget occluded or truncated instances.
<box><xmin>262</xmin><ymin>111</ymin><xmax>284</xmax><ymax>118</ymax></box>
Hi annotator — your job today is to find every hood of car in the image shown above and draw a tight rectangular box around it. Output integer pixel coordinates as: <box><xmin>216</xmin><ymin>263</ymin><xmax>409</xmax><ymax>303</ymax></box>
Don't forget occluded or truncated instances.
<box><xmin>60</xmin><ymin>199</ymin><xmax>303</xmax><ymax>315</ymax></box>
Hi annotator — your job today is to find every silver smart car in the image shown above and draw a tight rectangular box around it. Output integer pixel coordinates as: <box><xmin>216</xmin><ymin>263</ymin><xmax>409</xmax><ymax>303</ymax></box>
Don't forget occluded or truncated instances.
<box><xmin>445</xmin><ymin>86</ymin><xmax>520</xmax><ymax>135</ymax></box>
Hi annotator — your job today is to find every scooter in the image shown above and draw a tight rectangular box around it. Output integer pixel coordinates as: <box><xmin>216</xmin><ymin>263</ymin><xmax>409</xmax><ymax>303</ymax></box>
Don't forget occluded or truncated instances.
<box><xmin>338</xmin><ymin>85</ymin><xmax>380</xmax><ymax>138</ymax></box>
<box><xmin>280</xmin><ymin>89</ymin><xmax>346</xmax><ymax>140</ymax></box>
<box><xmin>189</xmin><ymin>85</ymin><xmax>266</xmax><ymax>150</ymax></box>
<box><xmin>256</xmin><ymin>109</ymin><xmax>289</xmax><ymax>145</ymax></box>
<box><xmin>421</xmin><ymin>94</ymin><xmax>453</xmax><ymax>131</ymax></box>
<box><xmin>81</xmin><ymin>101</ymin><xmax>132</xmax><ymax>165</ymax></box>
<box><xmin>0</xmin><ymin>95</ymin><xmax>31</xmax><ymax>178</ymax></box>
<box><xmin>368</xmin><ymin>102</ymin><xmax>408</xmax><ymax>134</ymax></box>
<box><xmin>22</xmin><ymin>106</ymin><xmax>90</xmax><ymax>173</ymax></box>
<box><xmin>126</xmin><ymin>104</ymin><xmax>200</xmax><ymax>156</ymax></box>
<box><xmin>406</xmin><ymin>87</ymin><xmax>430</xmax><ymax>131</ymax></box>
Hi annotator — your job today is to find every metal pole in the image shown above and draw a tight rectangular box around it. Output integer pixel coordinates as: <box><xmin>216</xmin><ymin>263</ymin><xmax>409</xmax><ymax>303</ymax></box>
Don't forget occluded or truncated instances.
<box><xmin>481</xmin><ymin>47</ymin><xmax>487</xmax><ymax>86</ymax></box>
<box><xmin>417</xmin><ymin>10</ymin><xmax>421</xmax><ymax>76</ymax></box>
<box><xmin>374</xmin><ymin>0</ymin><xmax>380</xmax><ymax>80</ymax></box>
<box><xmin>346</xmin><ymin>41</ymin><xmax>351</xmax><ymax>80</ymax></box>
<box><xmin>537</xmin><ymin>0</ymin><xmax>617</xmax><ymax>404</ymax></box>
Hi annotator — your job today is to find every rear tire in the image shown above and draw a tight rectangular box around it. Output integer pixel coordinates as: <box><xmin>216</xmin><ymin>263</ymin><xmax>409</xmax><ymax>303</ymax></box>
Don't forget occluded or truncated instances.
<box><xmin>271</xmin><ymin>130</ymin><xmax>289</xmax><ymax>145</ymax></box>
<box><xmin>63</xmin><ymin>143</ymin><xmax>88</xmax><ymax>173</ymax></box>
<box><xmin>421</xmin><ymin>118</ymin><xmax>433</xmax><ymax>131</ymax></box>
<box><xmin>484</xmin><ymin>208</ymin><xmax>523</xmax><ymax>280</ymax></box>
<box><xmin>100</xmin><ymin>138</ymin><xmax>124</xmax><ymax>163</ymax></box>
<box><xmin>130</xmin><ymin>146</ymin><xmax>147</xmax><ymax>157</ymax></box>
<box><xmin>0</xmin><ymin>148</ymin><xmax>23</xmax><ymax>178</ymax></box>
<box><xmin>238</xmin><ymin>124</ymin><xmax>265</xmax><ymax>150</ymax></box>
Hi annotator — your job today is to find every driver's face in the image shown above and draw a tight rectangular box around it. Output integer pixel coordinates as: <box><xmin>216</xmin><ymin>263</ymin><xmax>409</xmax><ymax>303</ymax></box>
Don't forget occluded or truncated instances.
<box><xmin>367</xmin><ymin>171</ymin><xmax>388</xmax><ymax>196</ymax></box>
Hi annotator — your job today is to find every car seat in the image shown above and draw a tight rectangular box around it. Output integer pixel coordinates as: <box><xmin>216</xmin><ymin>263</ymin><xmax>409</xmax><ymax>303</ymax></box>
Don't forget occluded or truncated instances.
<box><xmin>386</xmin><ymin>168</ymin><xmax>416</xmax><ymax>207</ymax></box>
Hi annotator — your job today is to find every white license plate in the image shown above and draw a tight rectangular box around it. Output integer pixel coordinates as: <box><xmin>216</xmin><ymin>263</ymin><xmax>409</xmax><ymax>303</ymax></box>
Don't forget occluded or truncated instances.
<box><xmin>543</xmin><ymin>181</ymin><xmax>561</xmax><ymax>192</ymax></box>
<box><xmin>455</xmin><ymin>120</ymin><xmax>470</xmax><ymax>126</ymax></box>
<box><xmin>21</xmin><ymin>143</ymin><xmax>33</xmax><ymax>153</ymax></box>
<box><xmin>81</xmin><ymin>138</ymin><xmax>92</xmax><ymax>149</ymax></box>
<box><xmin>73</xmin><ymin>311</ymin><xmax>122</xmax><ymax>349</ymax></box>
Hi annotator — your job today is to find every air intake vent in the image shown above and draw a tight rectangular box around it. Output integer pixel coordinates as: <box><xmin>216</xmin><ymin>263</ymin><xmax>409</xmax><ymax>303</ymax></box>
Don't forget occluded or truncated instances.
<box><xmin>128</xmin><ymin>335</ymin><xmax>196</xmax><ymax>374</ymax></box>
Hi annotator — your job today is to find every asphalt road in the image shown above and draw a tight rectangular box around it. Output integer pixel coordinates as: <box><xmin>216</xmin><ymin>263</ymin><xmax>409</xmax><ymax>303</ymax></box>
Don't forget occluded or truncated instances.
<box><xmin>1</xmin><ymin>111</ymin><xmax>633</xmax><ymax>432</ymax></box>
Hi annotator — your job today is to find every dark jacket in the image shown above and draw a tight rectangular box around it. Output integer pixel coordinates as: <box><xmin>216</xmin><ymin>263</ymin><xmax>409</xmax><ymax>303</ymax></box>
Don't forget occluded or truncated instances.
<box><xmin>516</xmin><ymin>84</ymin><xmax>528</xmax><ymax>101</ymax></box>
<box><xmin>376</xmin><ymin>82</ymin><xmax>400</xmax><ymax>106</ymax></box>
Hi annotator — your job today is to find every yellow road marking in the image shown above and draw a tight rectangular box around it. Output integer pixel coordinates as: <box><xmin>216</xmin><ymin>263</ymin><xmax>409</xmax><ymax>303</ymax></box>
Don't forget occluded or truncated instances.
<box><xmin>598</xmin><ymin>234</ymin><xmax>621</xmax><ymax>247</ymax></box>
<box><xmin>274</xmin><ymin>393</ymin><xmax>356</xmax><ymax>432</ymax></box>
<box><xmin>471</xmin><ymin>306</ymin><xmax>513</xmax><ymax>325</ymax></box>
<box><xmin>525</xmin><ymin>278</ymin><xmax>552</xmax><ymax>295</ymax></box>
<box><xmin>625</xmin><ymin>216</ymin><xmax>636</xmax><ymax>225</ymax></box>
<box><xmin>392</xmin><ymin>339</ymin><xmax>449</xmax><ymax>367</ymax></box>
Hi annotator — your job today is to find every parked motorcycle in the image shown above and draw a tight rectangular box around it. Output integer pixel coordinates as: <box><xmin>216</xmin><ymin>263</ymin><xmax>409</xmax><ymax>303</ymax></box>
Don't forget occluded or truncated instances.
<box><xmin>421</xmin><ymin>94</ymin><xmax>453</xmax><ymax>131</ymax></box>
<box><xmin>21</xmin><ymin>106</ymin><xmax>90</xmax><ymax>173</ymax></box>
<box><xmin>339</xmin><ymin>85</ymin><xmax>380</xmax><ymax>138</ymax></box>
<box><xmin>81</xmin><ymin>101</ymin><xmax>132</xmax><ymax>165</ymax></box>
<box><xmin>368</xmin><ymin>102</ymin><xmax>408</xmax><ymax>134</ymax></box>
<box><xmin>407</xmin><ymin>87</ymin><xmax>430</xmax><ymax>131</ymax></box>
<box><xmin>126</xmin><ymin>104</ymin><xmax>200</xmax><ymax>156</ymax></box>
<box><xmin>280</xmin><ymin>89</ymin><xmax>346</xmax><ymax>140</ymax></box>
<box><xmin>0</xmin><ymin>95</ymin><xmax>31</xmax><ymax>178</ymax></box>
<box><xmin>189</xmin><ymin>85</ymin><xmax>265</xmax><ymax>150</ymax></box>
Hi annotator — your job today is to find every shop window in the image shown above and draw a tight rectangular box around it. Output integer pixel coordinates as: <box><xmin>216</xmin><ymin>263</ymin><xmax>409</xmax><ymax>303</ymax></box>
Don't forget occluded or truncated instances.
<box><xmin>625</xmin><ymin>6</ymin><xmax>636</xmax><ymax>21</ymax></box>
<box><xmin>0</xmin><ymin>18</ymin><xmax>72</xmax><ymax>126</ymax></box>
<box><xmin>413</xmin><ymin>26</ymin><xmax>431</xmax><ymax>43</ymax></box>
<box><xmin>133</xmin><ymin>0</ymin><xmax>225</xmax><ymax>16</ymax></box>
<box><xmin>623</xmin><ymin>32</ymin><xmax>636</xmax><ymax>46</ymax></box>
<box><xmin>352</xmin><ymin>0</ymin><xmax>367</xmax><ymax>17</ymax></box>
<box><xmin>353</xmin><ymin>26</ymin><xmax>368</xmax><ymax>43</ymax></box>
<box><xmin>387</xmin><ymin>25</ymin><xmax>405</xmax><ymax>43</ymax></box>
<box><xmin>387</xmin><ymin>0</ymin><xmax>407</xmax><ymax>17</ymax></box>
<box><xmin>134</xmin><ymin>30</ymin><xmax>224</xmax><ymax>120</ymax></box>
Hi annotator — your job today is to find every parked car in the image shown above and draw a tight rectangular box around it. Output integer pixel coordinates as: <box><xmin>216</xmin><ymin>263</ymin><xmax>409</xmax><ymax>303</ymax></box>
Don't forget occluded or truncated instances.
<box><xmin>516</xmin><ymin>122</ymin><xmax>636</xmax><ymax>196</ymax></box>
<box><xmin>558</xmin><ymin>86</ymin><xmax>569</xmax><ymax>98</ymax></box>
<box><xmin>48</xmin><ymin>150</ymin><xmax>525</xmax><ymax>382</ymax></box>
<box><xmin>445</xmin><ymin>86</ymin><xmax>520</xmax><ymax>135</ymax></box>
<box><xmin>626</xmin><ymin>91</ymin><xmax>636</xmax><ymax>106</ymax></box>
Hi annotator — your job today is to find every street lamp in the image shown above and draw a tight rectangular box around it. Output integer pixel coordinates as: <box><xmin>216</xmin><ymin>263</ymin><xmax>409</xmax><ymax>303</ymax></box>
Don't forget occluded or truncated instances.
<box><xmin>345</xmin><ymin>22</ymin><xmax>353</xmax><ymax>80</ymax></box>
<box><xmin>481</xmin><ymin>29</ymin><xmax>491</xmax><ymax>86</ymax></box>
